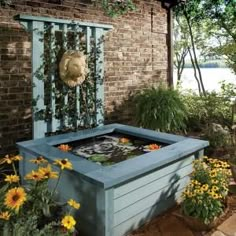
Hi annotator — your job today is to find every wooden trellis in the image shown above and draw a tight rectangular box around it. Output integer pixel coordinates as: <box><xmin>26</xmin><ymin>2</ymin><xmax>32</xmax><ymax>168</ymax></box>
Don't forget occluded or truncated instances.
<box><xmin>15</xmin><ymin>15</ymin><xmax>112</xmax><ymax>139</ymax></box>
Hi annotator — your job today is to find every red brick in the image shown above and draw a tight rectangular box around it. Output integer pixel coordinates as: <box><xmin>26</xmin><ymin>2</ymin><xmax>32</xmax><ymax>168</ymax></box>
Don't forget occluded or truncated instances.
<box><xmin>0</xmin><ymin>0</ymin><xmax>168</xmax><ymax>155</ymax></box>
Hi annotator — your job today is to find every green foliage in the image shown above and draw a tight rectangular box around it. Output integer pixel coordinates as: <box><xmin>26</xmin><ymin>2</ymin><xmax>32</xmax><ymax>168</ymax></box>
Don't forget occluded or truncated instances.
<box><xmin>182</xmin><ymin>82</ymin><xmax>236</xmax><ymax>132</ymax></box>
<box><xmin>0</xmin><ymin>0</ymin><xmax>11</xmax><ymax>6</ymax></box>
<box><xmin>33</xmin><ymin>25</ymin><xmax>102</xmax><ymax>132</ymax></box>
<box><xmin>175</xmin><ymin>0</ymin><xmax>236</xmax><ymax>75</ymax></box>
<box><xmin>181</xmin><ymin>157</ymin><xmax>231</xmax><ymax>224</ymax></box>
<box><xmin>0</xmin><ymin>155</ymin><xmax>78</xmax><ymax>235</ymax></box>
<box><xmin>134</xmin><ymin>87</ymin><xmax>188</xmax><ymax>132</ymax></box>
<box><xmin>101</xmin><ymin>0</ymin><xmax>136</xmax><ymax>18</ymax></box>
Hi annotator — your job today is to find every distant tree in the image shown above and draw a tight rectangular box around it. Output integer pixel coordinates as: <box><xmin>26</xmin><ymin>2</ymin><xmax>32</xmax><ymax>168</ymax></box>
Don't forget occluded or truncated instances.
<box><xmin>173</xmin><ymin>17</ymin><xmax>189</xmax><ymax>83</ymax></box>
<box><xmin>202</xmin><ymin>0</ymin><xmax>236</xmax><ymax>75</ymax></box>
<box><xmin>174</xmin><ymin>1</ymin><xmax>207</xmax><ymax>96</ymax></box>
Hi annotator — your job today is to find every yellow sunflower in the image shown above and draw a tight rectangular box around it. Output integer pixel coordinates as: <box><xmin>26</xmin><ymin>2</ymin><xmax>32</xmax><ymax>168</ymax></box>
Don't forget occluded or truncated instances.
<box><xmin>0</xmin><ymin>155</ymin><xmax>22</xmax><ymax>165</ymax></box>
<box><xmin>13</xmin><ymin>155</ymin><xmax>23</xmax><ymax>161</ymax></box>
<box><xmin>38</xmin><ymin>165</ymin><xmax>58</xmax><ymax>179</ymax></box>
<box><xmin>4</xmin><ymin>174</ymin><xmax>20</xmax><ymax>183</ymax></box>
<box><xmin>29</xmin><ymin>156</ymin><xmax>48</xmax><ymax>165</ymax></box>
<box><xmin>211</xmin><ymin>185</ymin><xmax>219</xmax><ymax>192</ymax></box>
<box><xmin>201</xmin><ymin>184</ymin><xmax>209</xmax><ymax>191</ymax></box>
<box><xmin>4</xmin><ymin>187</ymin><xmax>27</xmax><ymax>212</ymax></box>
<box><xmin>24</xmin><ymin>170</ymin><xmax>45</xmax><ymax>181</ymax></box>
<box><xmin>67</xmin><ymin>199</ymin><xmax>80</xmax><ymax>209</ymax></box>
<box><xmin>54</xmin><ymin>159</ymin><xmax>73</xmax><ymax>170</ymax></box>
<box><xmin>0</xmin><ymin>211</ymin><xmax>11</xmax><ymax>220</ymax></box>
<box><xmin>61</xmin><ymin>215</ymin><xmax>76</xmax><ymax>230</ymax></box>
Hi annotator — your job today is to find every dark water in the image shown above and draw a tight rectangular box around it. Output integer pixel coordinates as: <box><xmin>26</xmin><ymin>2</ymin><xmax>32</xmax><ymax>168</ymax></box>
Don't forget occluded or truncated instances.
<box><xmin>58</xmin><ymin>132</ymin><xmax>166</xmax><ymax>166</ymax></box>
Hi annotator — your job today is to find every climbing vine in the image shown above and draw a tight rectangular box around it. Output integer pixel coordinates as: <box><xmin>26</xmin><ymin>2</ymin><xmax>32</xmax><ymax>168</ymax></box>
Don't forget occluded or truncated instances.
<box><xmin>33</xmin><ymin>24</ymin><xmax>103</xmax><ymax>135</ymax></box>
<box><xmin>101</xmin><ymin>0</ymin><xmax>136</xmax><ymax>17</ymax></box>
<box><xmin>0</xmin><ymin>0</ymin><xmax>11</xmax><ymax>6</ymax></box>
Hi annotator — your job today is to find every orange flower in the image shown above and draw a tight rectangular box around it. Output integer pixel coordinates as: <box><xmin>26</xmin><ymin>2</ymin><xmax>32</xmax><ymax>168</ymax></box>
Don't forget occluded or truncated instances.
<box><xmin>148</xmin><ymin>144</ymin><xmax>161</xmax><ymax>150</ymax></box>
<box><xmin>119</xmin><ymin>138</ymin><xmax>130</xmax><ymax>144</ymax></box>
<box><xmin>4</xmin><ymin>187</ymin><xmax>27</xmax><ymax>212</ymax></box>
<box><xmin>58</xmin><ymin>144</ymin><xmax>72</xmax><ymax>152</ymax></box>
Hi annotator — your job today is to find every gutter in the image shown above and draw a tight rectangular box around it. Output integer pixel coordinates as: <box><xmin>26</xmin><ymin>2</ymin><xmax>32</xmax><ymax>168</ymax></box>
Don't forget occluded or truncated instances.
<box><xmin>161</xmin><ymin>0</ymin><xmax>186</xmax><ymax>87</ymax></box>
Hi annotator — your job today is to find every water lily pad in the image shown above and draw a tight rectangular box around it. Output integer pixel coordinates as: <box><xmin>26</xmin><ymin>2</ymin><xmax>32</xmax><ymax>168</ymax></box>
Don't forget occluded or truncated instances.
<box><xmin>89</xmin><ymin>154</ymin><xmax>109</xmax><ymax>163</ymax></box>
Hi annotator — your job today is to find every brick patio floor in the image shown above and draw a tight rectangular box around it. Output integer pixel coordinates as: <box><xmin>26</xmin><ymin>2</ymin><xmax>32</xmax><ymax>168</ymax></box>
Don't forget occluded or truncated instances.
<box><xmin>130</xmin><ymin>194</ymin><xmax>236</xmax><ymax>236</ymax></box>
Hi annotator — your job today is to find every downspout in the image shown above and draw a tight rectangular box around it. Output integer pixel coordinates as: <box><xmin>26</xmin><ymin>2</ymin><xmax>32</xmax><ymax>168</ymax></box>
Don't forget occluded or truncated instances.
<box><xmin>161</xmin><ymin>0</ymin><xmax>186</xmax><ymax>87</ymax></box>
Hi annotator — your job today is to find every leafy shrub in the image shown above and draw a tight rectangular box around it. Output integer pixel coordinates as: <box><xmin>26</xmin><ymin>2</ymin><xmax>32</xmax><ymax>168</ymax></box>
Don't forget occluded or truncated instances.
<box><xmin>182</xmin><ymin>82</ymin><xmax>236</xmax><ymax>132</ymax></box>
<box><xmin>181</xmin><ymin>157</ymin><xmax>231</xmax><ymax>224</ymax></box>
<box><xmin>134</xmin><ymin>87</ymin><xmax>188</xmax><ymax>132</ymax></box>
<box><xmin>0</xmin><ymin>155</ymin><xmax>79</xmax><ymax>235</ymax></box>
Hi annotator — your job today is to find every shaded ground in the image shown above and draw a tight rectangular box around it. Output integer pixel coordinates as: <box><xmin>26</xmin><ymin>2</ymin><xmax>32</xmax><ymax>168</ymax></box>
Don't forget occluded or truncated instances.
<box><xmin>130</xmin><ymin>187</ymin><xmax>236</xmax><ymax>236</ymax></box>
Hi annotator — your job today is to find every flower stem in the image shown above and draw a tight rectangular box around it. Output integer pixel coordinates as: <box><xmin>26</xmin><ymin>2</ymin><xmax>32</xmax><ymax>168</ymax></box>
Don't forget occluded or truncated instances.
<box><xmin>51</xmin><ymin>169</ymin><xmax>62</xmax><ymax>199</ymax></box>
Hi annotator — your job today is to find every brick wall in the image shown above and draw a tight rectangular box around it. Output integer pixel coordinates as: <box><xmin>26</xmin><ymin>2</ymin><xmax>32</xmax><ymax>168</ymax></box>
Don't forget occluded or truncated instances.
<box><xmin>0</xmin><ymin>0</ymin><xmax>169</xmax><ymax>155</ymax></box>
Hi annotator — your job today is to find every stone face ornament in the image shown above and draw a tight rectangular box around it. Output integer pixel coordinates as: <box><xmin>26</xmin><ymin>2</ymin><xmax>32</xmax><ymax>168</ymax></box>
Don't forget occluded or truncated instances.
<box><xmin>59</xmin><ymin>50</ymin><xmax>88</xmax><ymax>87</ymax></box>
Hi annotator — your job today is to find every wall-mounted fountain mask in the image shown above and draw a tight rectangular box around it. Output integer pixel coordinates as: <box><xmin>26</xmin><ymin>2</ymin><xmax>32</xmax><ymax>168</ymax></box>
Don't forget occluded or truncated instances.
<box><xmin>59</xmin><ymin>50</ymin><xmax>88</xmax><ymax>87</ymax></box>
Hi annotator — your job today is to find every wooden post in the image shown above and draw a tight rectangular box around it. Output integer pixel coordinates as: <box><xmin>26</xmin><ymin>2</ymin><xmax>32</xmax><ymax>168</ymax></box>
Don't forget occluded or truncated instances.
<box><xmin>94</xmin><ymin>28</ymin><xmax>105</xmax><ymax>126</ymax></box>
<box><xmin>32</xmin><ymin>21</ymin><xmax>46</xmax><ymax>139</ymax></box>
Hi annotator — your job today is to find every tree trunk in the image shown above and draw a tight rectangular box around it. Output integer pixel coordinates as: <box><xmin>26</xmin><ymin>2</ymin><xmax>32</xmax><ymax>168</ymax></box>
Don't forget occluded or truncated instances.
<box><xmin>188</xmin><ymin>47</ymin><xmax>202</xmax><ymax>94</ymax></box>
<box><xmin>184</xmin><ymin>9</ymin><xmax>206</xmax><ymax>96</ymax></box>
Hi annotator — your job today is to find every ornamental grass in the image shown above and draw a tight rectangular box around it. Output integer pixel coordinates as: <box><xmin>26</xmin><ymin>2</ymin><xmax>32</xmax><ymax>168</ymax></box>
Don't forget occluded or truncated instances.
<box><xmin>0</xmin><ymin>154</ymin><xmax>79</xmax><ymax>235</ymax></box>
<box><xmin>181</xmin><ymin>156</ymin><xmax>231</xmax><ymax>225</ymax></box>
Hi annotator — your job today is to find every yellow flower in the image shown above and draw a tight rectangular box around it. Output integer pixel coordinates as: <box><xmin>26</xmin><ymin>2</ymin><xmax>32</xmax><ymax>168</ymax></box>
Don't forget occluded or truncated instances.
<box><xmin>201</xmin><ymin>184</ymin><xmax>209</xmax><ymax>191</ymax></box>
<box><xmin>0</xmin><ymin>155</ymin><xmax>22</xmax><ymax>165</ymax></box>
<box><xmin>58</xmin><ymin>144</ymin><xmax>72</xmax><ymax>152</ymax></box>
<box><xmin>4</xmin><ymin>187</ymin><xmax>26</xmax><ymax>212</ymax></box>
<box><xmin>67</xmin><ymin>199</ymin><xmax>80</xmax><ymax>209</ymax></box>
<box><xmin>54</xmin><ymin>159</ymin><xmax>72</xmax><ymax>170</ymax></box>
<box><xmin>0</xmin><ymin>211</ymin><xmax>11</xmax><ymax>220</ymax></box>
<box><xmin>4</xmin><ymin>175</ymin><xmax>20</xmax><ymax>183</ymax></box>
<box><xmin>29</xmin><ymin>156</ymin><xmax>48</xmax><ymax>165</ymax></box>
<box><xmin>211</xmin><ymin>179</ymin><xmax>218</xmax><ymax>184</ymax></box>
<box><xmin>196</xmin><ymin>189</ymin><xmax>204</xmax><ymax>195</ymax></box>
<box><xmin>61</xmin><ymin>215</ymin><xmax>76</xmax><ymax>230</ymax></box>
<box><xmin>13</xmin><ymin>155</ymin><xmax>23</xmax><ymax>161</ymax></box>
<box><xmin>211</xmin><ymin>186</ymin><xmax>219</xmax><ymax>192</ymax></box>
<box><xmin>38</xmin><ymin>165</ymin><xmax>58</xmax><ymax>179</ymax></box>
<box><xmin>212</xmin><ymin>193</ymin><xmax>219</xmax><ymax>199</ymax></box>
<box><xmin>209</xmin><ymin>170</ymin><xmax>217</xmax><ymax>177</ymax></box>
<box><xmin>25</xmin><ymin>170</ymin><xmax>45</xmax><ymax>181</ymax></box>
<box><xmin>222</xmin><ymin>162</ymin><xmax>230</xmax><ymax>168</ymax></box>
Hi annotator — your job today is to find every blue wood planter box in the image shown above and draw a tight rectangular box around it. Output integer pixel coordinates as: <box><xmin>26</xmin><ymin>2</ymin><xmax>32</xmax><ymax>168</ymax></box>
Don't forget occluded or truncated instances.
<box><xmin>17</xmin><ymin>124</ymin><xmax>209</xmax><ymax>236</ymax></box>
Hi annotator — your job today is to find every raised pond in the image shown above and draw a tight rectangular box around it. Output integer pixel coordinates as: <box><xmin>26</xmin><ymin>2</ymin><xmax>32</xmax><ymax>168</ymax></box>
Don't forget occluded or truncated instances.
<box><xmin>17</xmin><ymin>124</ymin><xmax>209</xmax><ymax>236</ymax></box>
<box><xmin>57</xmin><ymin>132</ymin><xmax>167</xmax><ymax>166</ymax></box>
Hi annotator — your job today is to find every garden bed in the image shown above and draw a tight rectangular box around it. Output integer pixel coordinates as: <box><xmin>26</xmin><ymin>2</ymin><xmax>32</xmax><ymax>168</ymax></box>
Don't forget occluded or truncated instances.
<box><xmin>17</xmin><ymin>124</ymin><xmax>208</xmax><ymax>236</ymax></box>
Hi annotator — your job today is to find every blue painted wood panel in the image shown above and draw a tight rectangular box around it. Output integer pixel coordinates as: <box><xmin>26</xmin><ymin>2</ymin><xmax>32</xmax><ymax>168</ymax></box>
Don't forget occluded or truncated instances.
<box><xmin>113</xmin><ymin>175</ymin><xmax>190</xmax><ymax>227</ymax></box>
<box><xmin>114</xmin><ymin>162</ymin><xmax>193</xmax><ymax>212</ymax></box>
<box><xmin>113</xmin><ymin>189</ymin><xmax>183</xmax><ymax>236</ymax></box>
<box><xmin>32</xmin><ymin>21</ymin><xmax>46</xmax><ymax>139</ymax></box>
<box><xmin>114</xmin><ymin>155</ymin><xmax>193</xmax><ymax>198</ymax></box>
<box><xmin>94</xmin><ymin>28</ymin><xmax>105</xmax><ymax>126</ymax></box>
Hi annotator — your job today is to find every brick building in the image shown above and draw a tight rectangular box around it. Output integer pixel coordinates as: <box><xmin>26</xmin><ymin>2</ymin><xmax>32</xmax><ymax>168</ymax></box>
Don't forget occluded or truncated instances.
<box><xmin>0</xmin><ymin>0</ymin><xmax>178</xmax><ymax>155</ymax></box>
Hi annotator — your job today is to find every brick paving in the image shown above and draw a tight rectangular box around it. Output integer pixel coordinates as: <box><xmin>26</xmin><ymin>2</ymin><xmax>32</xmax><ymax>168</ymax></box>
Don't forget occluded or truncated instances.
<box><xmin>130</xmin><ymin>194</ymin><xmax>236</xmax><ymax>236</ymax></box>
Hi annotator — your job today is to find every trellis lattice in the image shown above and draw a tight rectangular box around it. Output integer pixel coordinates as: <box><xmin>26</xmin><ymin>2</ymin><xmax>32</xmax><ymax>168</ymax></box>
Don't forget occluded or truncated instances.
<box><xmin>15</xmin><ymin>15</ymin><xmax>112</xmax><ymax>139</ymax></box>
